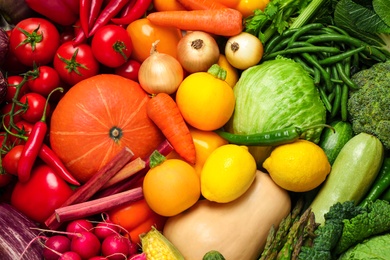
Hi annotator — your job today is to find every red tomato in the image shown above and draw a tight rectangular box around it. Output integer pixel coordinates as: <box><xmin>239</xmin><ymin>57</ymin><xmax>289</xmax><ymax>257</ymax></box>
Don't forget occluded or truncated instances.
<box><xmin>9</xmin><ymin>18</ymin><xmax>60</xmax><ymax>67</ymax></box>
<box><xmin>9</xmin><ymin>120</ymin><xmax>33</xmax><ymax>145</ymax></box>
<box><xmin>1</xmin><ymin>103</ymin><xmax>22</xmax><ymax>131</ymax></box>
<box><xmin>91</xmin><ymin>25</ymin><xmax>133</xmax><ymax>68</ymax></box>
<box><xmin>53</xmin><ymin>41</ymin><xmax>100</xmax><ymax>86</ymax></box>
<box><xmin>114</xmin><ymin>59</ymin><xmax>141</xmax><ymax>82</ymax></box>
<box><xmin>2</xmin><ymin>145</ymin><xmax>24</xmax><ymax>176</ymax></box>
<box><xmin>5</xmin><ymin>75</ymin><xmax>29</xmax><ymax>103</ymax></box>
<box><xmin>28</xmin><ymin>66</ymin><xmax>61</xmax><ymax>96</ymax></box>
<box><xmin>19</xmin><ymin>92</ymin><xmax>50</xmax><ymax>123</ymax></box>
<box><xmin>10</xmin><ymin>164</ymin><xmax>74</xmax><ymax>223</ymax></box>
<box><xmin>0</xmin><ymin>173</ymin><xmax>13</xmax><ymax>187</ymax></box>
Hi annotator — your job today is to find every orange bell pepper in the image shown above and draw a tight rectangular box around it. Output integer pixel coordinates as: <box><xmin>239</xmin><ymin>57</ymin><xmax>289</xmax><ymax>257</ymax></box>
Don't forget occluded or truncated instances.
<box><xmin>108</xmin><ymin>198</ymin><xmax>167</xmax><ymax>245</ymax></box>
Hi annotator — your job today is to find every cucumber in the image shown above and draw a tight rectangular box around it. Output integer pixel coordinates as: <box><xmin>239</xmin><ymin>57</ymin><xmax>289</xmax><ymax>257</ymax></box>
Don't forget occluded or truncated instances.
<box><xmin>319</xmin><ymin>121</ymin><xmax>353</xmax><ymax>165</ymax></box>
<box><xmin>310</xmin><ymin>132</ymin><xmax>384</xmax><ymax>225</ymax></box>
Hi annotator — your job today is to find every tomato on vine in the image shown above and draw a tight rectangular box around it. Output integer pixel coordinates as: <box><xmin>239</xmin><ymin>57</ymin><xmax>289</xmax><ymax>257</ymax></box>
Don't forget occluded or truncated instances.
<box><xmin>91</xmin><ymin>25</ymin><xmax>133</xmax><ymax>68</ymax></box>
<box><xmin>27</xmin><ymin>65</ymin><xmax>61</xmax><ymax>97</ymax></box>
<box><xmin>9</xmin><ymin>18</ymin><xmax>60</xmax><ymax>67</ymax></box>
<box><xmin>19</xmin><ymin>92</ymin><xmax>50</xmax><ymax>123</ymax></box>
<box><xmin>53</xmin><ymin>41</ymin><xmax>100</xmax><ymax>86</ymax></box>
<box><xmin>5</xmin><ymin>75</ymin><xmax>29</xmax><ymax>103</ymax></box>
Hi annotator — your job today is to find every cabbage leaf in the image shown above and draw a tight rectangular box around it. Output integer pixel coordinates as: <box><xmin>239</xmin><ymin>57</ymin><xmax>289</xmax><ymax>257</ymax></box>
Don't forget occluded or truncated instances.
<box><xmin>228</xmin><ymin>58</ymin><xmax>326</xmax><ymax>143</ymax></box>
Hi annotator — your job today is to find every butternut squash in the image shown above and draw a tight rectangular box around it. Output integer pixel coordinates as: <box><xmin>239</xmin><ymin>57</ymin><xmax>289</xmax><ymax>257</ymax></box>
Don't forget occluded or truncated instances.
<box><xmin>163</xmin><ymin>170</ymin><xmax>291</xmax><ymax>260</ymax></box>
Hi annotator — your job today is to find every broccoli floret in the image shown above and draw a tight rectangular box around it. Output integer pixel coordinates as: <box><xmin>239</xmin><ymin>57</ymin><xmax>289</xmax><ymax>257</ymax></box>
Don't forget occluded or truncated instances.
<box><xmin>334</xmin><ymin>199</ymin><xmax>390</xmax><ymax>254</ymax></box>
<box><xmin>348</xmin><ymin>61</ymin><xmax>390</xmax><ymax>150</ymax></box>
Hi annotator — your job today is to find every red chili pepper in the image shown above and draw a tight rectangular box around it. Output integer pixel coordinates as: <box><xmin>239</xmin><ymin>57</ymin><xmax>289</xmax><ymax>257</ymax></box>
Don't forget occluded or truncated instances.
<box><xmin>89</xmin><ymin>0</ymin><xmax>104</xmax><ymax>30</ymax></box>
<box><xmin>89</xmin><ymin>0</ymin><xmax>130</xmax><ymax>37</ymax></box>
<box><xmin>16</xmin><ymin>87</ymin><xmax>61</xmax><ymax>182</ymax></box>
<box><xmin>111</xmin><ymin>0</ymin><xmax>152</xmax><ymax>25</ymax></box>
<box><xmin>38</xmin><ymin>144</ymin><xmax>81</xmax><ymax>186</ymax></box>
<box><xmin>80</xmin><ymin>0</ymin><xmax>91</xmax><ymax>36</ymax></box>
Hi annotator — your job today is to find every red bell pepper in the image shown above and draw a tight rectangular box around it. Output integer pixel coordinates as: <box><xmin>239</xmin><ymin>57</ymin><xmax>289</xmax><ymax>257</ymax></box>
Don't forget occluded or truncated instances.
<box><xmin>24</xmin><ymin>0</ymin><xmax>79</xmax><ymax>26</ymax></box>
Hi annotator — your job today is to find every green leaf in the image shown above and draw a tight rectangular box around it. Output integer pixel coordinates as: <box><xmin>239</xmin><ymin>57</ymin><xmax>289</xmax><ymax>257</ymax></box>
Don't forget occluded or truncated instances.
<box><xmin>373</xmin><ymin>0</ymin><xmax>390</xmax><ymax>27</ymax></box>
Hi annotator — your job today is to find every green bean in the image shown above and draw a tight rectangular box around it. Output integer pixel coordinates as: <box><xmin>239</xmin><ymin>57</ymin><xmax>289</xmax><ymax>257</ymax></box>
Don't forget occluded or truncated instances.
<box><xmin>318</xmin><ymin>86</ymin><xmax>332</xmax><ymax>112</ymax></box>
<box><xmin>263</xmin><ymin>46</ymin><xmax>340</xmax><ymax>60</ymax></box>
<box><xmin>330</xmin><ymin>84</ymin><xmax>342</xmax><ymax>118</ymax></box>
<box><xmin>293</xmin><ymin>56</ymin><xmax>314</xmax><ymax>75</ymax></box>
<box><xmin>301</xmin><ymin>53</ymin><xmax>333</xmax><ymax>92</ymax></box>
<box><xmin>313</xmin><ymin>67</ymin><xmax>321</xmax><ymax>86</ymax></box>
<box><xmin>318</xmin><ymin>46</ymin><xmax>366</xmax><ymax>66</ymax></box>
<box><xmin>287</xmin><ymin>23</ymin><xmax>324</xmax><ymax>47</ymax></box>
<box><xmin>327</xmin><ymin>91</ymin><xmax>335</xmax><ymax>103</ymax></box>
<box><xmin>327</xmin><ymin>25</ymin><xmax>350</xmax><ymax>36</ymax></box>
<box><xmin>306</xmin><ymin>34</ymin><xmax>387</xmax><ymax>61</ymax></box>
<box><xmin>340</xmin><ymin>84</ymin><xmax>349</xmax><ymax>121</ymax></box>
<box><xmin>264</xmin><ymin>28</ymin><xmax>300</xmax><ymax>54</ymax></box>
<box><xmin>336</xmin><ymin>62</ymin><xmax>359</xmax><ymax>90</ymax></box>
<box><xmin>330</xmin><ymin>64</ymin><xmax>343</xmax><ymax>84</ymax></box>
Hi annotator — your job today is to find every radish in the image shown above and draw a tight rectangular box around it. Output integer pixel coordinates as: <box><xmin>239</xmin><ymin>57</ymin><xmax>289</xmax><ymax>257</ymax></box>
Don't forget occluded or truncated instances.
<box><xmin>66</xmin><ymin>219</ymin><xmax>94</xmax><ymax>238</ymax></box>
<box><xmin>101</xmin><ymin>234</ymin><xmax>131</xmax><ymax>260</ymax></box>
<box><xmin>59</xmin><ymin>251</ymin><xmax>82</xmax><ymax>260</ymax></box>
<box><xmin>43</xmin><ymin>235</ymin><xmax>71</xmax><ymax>260</ymax></box>
<box><xmin>88</xmin><ymin>257</ymin><xmax>107</xmax><ymax>259</ymax></box>
<box><xmin>70</xmin><ymin>231</ymin><xmax>101</xmax><ymax>259</ymax></box>
<box><xmin>93</xmin><ymin>220</ymin><xmax>121</xmax><ymax>241</ymax></box>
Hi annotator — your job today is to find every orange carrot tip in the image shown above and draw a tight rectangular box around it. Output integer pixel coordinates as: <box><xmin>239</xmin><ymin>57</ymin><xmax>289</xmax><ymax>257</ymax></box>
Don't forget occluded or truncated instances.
<box><xmin>147</xmin><ymin>8</ymin><xmax>243</xmax><ymax>37</ymax></box>
<box><xmin>146</xmin><ymin>93</ymin><xmax>196</xmax><ymax>165</ymax></box>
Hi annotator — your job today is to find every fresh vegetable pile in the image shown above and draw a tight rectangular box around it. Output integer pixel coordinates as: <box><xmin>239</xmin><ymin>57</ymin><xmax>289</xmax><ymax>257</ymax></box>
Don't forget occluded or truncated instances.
<box><xmin>0</xmin><ymin>0</ymin><xmax>389</xmax><ymax>259</ymax></box>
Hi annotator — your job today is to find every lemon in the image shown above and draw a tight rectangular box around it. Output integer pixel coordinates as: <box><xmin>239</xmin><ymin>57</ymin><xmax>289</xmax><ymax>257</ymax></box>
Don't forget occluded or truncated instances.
<box><xmin>200</xmin><ymin>144</ymin><xmax>257</xmax><ymax>203</ymax></box>
<box><xmin>262</xmin><ymin>139</ymin><xmax>331</xmax><ymax>192</ymax></box>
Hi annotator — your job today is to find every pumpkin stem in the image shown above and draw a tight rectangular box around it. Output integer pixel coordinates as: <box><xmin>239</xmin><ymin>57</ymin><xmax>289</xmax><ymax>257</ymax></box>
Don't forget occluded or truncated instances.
<box><xmin>109</xmin><ymin>126</ymin><xmax>123</xmax><ymax>142</ymax></box>
<box><xmin>207</xmin><ymin>64</ymin><xmax>227</xmax><ymax>81</ymax></box>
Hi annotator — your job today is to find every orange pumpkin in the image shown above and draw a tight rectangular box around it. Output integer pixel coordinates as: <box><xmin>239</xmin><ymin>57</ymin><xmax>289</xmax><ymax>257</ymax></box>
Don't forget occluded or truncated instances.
<box><xmin>49</xmin><ymin>74</ymin><xmax>165</xmax><ymax>183</ymax></box>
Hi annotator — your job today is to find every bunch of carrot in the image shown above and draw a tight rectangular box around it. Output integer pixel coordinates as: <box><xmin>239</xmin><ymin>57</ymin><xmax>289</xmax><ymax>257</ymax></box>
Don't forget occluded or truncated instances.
<box><xmin>147</xmin><ymin>0</ymin><xmax>243</xmax><ymax>37</ymax></box>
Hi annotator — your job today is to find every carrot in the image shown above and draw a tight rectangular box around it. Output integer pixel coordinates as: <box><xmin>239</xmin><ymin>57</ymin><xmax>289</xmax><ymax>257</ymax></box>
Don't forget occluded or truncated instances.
<box><xmin>177</xmin><ymin>0</ymin><xmax>227</xmax><ymax>10</ymax></box>
<box><xmin>146</xmin><ymin>93</ymin><xmax>196</xmax><ymax>165</ymax></box>
<box><xmin>146</xmin><ymin>8</ymin><xmax>243</xmax><ymax>37</ymax></box>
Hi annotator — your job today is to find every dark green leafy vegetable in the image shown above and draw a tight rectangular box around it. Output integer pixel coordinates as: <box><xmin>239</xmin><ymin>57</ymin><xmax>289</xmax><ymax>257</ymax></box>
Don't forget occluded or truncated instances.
<box><xmin>298</xmin><ymin>201</ymin><xmax>363</xmax><ymax>260</ymax></box>
<box><xmin>338</xmin><ymin>233</ymin><xmax>390</xmax><ymax>260</ymax></box>
<box><xmin>334</xmin><ymin>0</ymin><xmax>390</xmax><ymax>57</ymax></box>
<box><xmin>334</xmin><ymin>199</ymin><xmax>390</xmax><ymax>254</ymax></box>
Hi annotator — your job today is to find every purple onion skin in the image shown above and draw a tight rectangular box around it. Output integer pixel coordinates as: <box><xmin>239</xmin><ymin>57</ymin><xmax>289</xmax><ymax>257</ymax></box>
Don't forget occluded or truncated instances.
<box><xmin>0</xmin><ymin>28</ymin><xmax>9</xmax><ymax>65</ymax></box>
<box><xmin>0</xmin><ymin>70</ymin><xmax>7</xmax><ymax>106</ymax></box>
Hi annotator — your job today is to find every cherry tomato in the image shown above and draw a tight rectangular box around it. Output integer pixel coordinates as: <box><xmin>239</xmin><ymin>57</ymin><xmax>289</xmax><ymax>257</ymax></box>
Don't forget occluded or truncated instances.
<box><xmin>91</xmin><ymin>25</ymin><xmax>133</xmax><ymax>68</ymax></box>
<box><xmin>126</xmin><ymin>18</ymin><xmax>182</xmax><ymax>63</ymax></box>
<box><xmin>53</xmin><ymin>41</ymin><xmax>100</xmax><ymax>86</ymax></box>
<box><xmin>114</xmin><ymin>59</ymin><xmax>141</xmax><ymax>82</ymax></box>
<box><xmin>5</xmin><ymin>75</ymin><xmax>29</xmax><ymax>103</ymax></box>
<box><xmin>1</xmin><ymin>103</ymin><xmax>22</xmax><ymax>131</ymax></box>
<box><xmin>9</xmin><ymin>18</ymin><xmax>60</xmax><ymax>67</ymax></box>
<box><xmin>2</xmin><ymin>145</ymin><xmax>24</xmax><ymax>176</ymax></box>
<box><xmin>0</xmin><ymin>172</ymin><xmax>13</xmax><ymax>187</ymax></box>
<box><xmin>19</xmin><ymin>92</ymin><xmax>50</xmax><ymax>123</ymax></box>
<box><xmin>9</xmin><ymin>120</ymin><xmax>33</xmax><ymax>145</ymax></box>
<box><xmin>10</xmin><ymin>164</ymin><xmax>74</xmax><ymax>223</ymax></box>
<box><xmin>28</xmin><ymin>66</ymin><xmax>61</xmax><ymax>96</ymax></box>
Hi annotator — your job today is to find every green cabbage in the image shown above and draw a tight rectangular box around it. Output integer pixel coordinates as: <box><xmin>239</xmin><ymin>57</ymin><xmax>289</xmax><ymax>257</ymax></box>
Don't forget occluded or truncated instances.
<box><xmin>228</xmin><ymin>58</ymin><xmax>326</xmax><ymax>143</ymax></box>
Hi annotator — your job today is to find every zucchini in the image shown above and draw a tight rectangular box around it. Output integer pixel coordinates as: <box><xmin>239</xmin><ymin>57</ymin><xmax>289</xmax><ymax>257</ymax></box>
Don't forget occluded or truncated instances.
<box><xmin>310</xmin><ymin>133</ymin><xmax>384</xmax><ymax>225</ymax></box>
<box><xmin>319</xmin><ymin>120</ymin><xmax>353</xmax><ymax>165</ymax></box>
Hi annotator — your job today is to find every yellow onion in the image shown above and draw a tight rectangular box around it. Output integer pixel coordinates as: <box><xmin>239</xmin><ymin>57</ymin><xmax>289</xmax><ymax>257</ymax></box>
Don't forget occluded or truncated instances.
<box><xmin>139</xmin><ymin>40</ymin><xmax>184</xmax><ymax>95</ymax></box>
<box><xmin>176</xmin><ymin>31</ymin><xmax>220</xmax><ymax>73</ymax></box>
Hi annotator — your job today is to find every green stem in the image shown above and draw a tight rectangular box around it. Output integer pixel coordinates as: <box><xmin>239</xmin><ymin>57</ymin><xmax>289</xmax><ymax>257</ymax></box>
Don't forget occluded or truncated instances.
<box><xmin>290</xmin><ymin>0</ymin><xmax>328</xmax><ymax>29</ymax></box>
